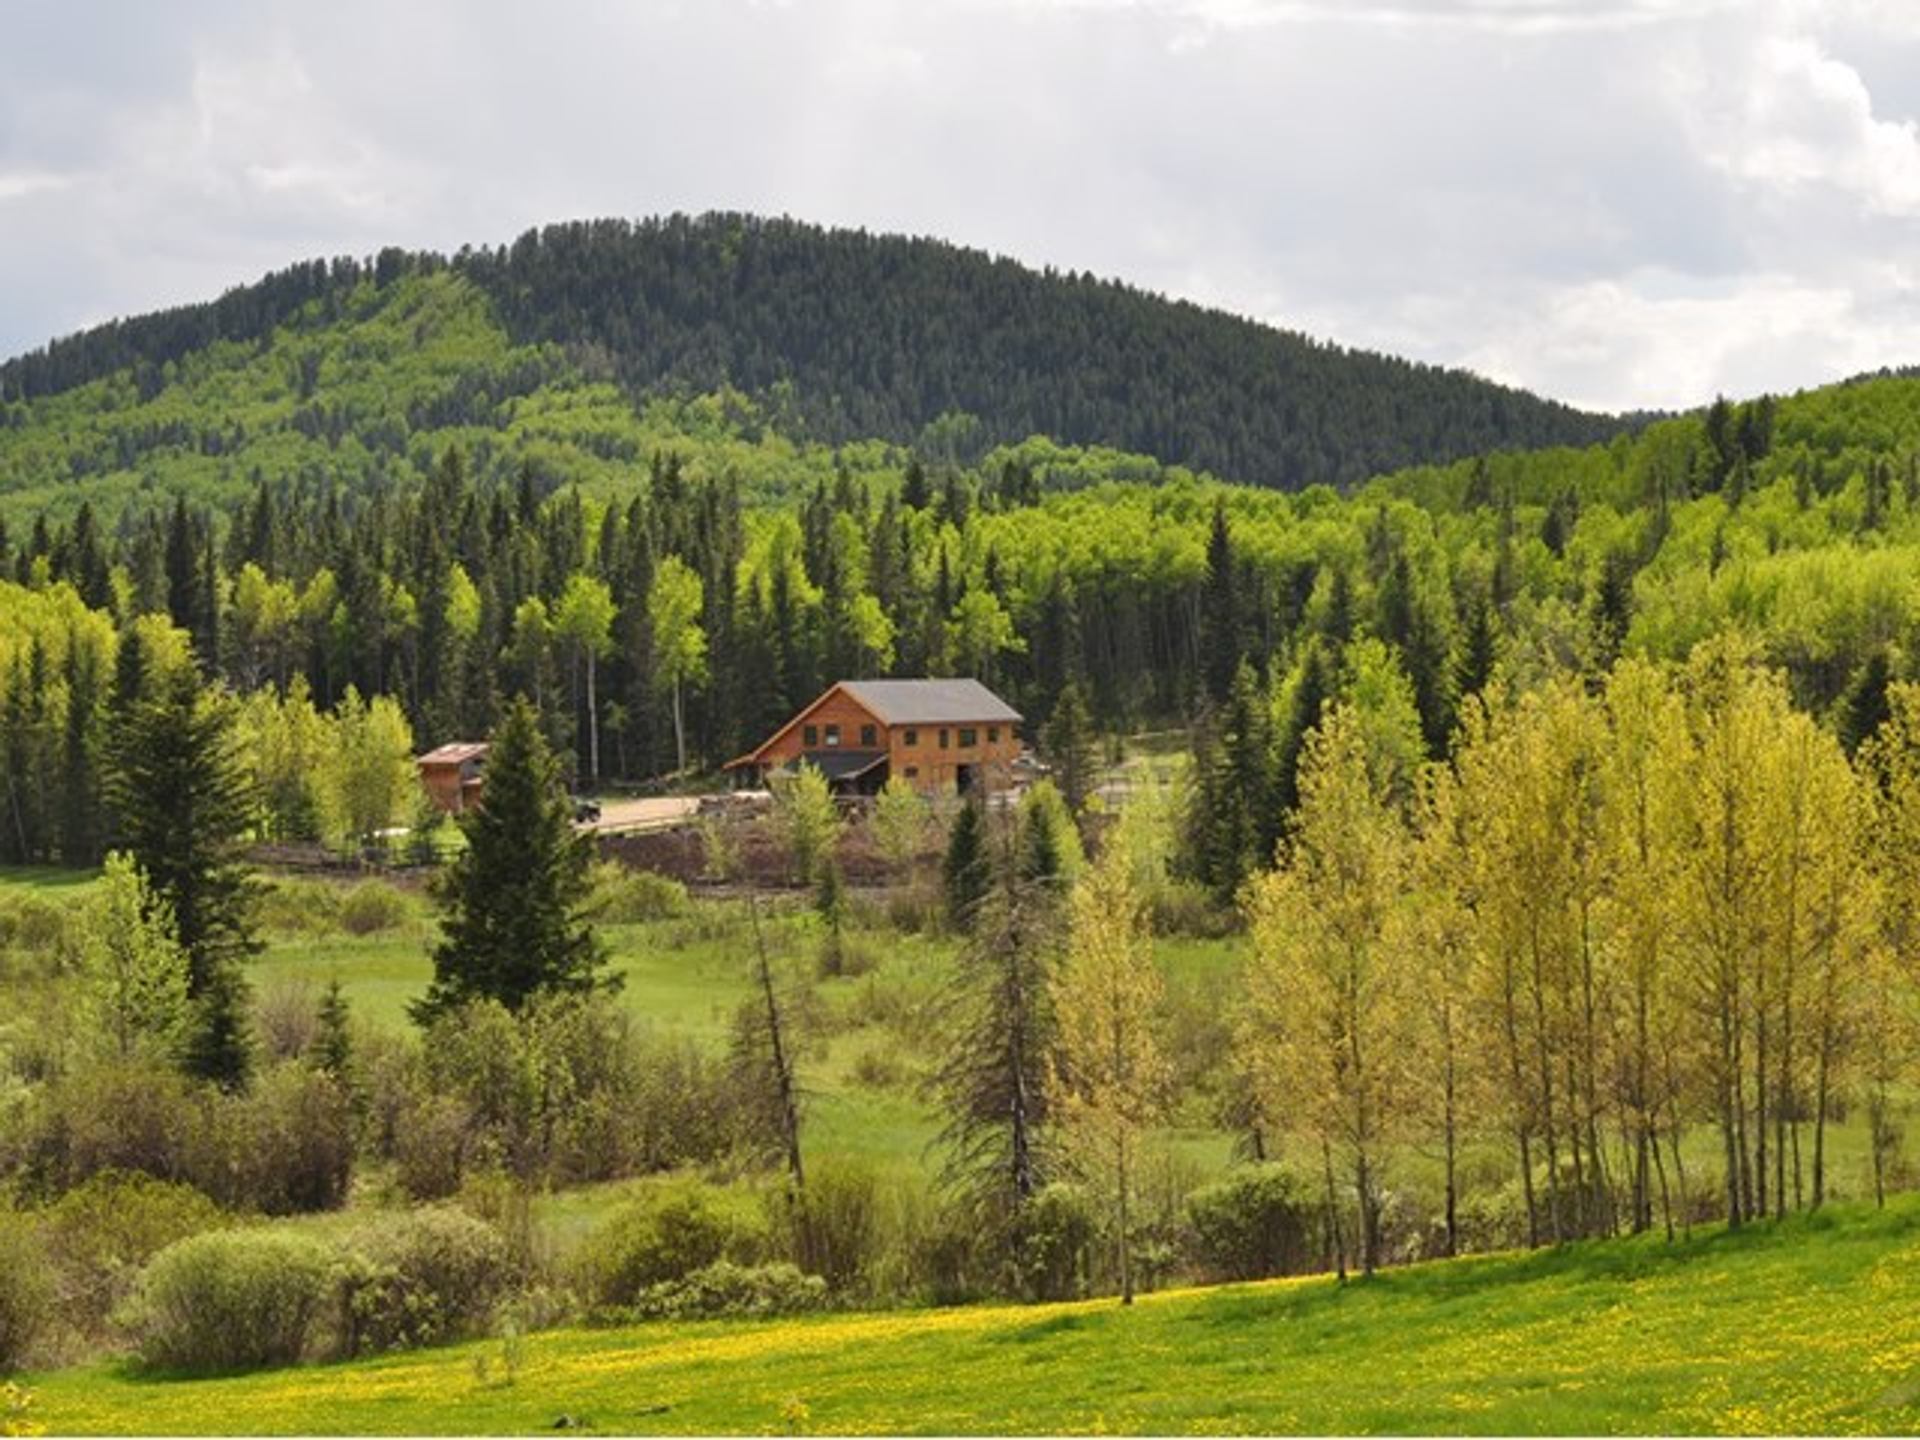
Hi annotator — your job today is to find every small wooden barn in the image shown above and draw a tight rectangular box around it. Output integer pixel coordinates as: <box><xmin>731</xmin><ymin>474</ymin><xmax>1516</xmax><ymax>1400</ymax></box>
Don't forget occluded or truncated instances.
<box><xmin>416</xmin><ymin>741</ymin><xmax>490</xmax><ymax>814</ymax></box>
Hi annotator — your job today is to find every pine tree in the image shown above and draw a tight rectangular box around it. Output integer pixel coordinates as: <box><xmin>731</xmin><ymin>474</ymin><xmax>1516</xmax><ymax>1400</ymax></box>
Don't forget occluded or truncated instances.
<box><xmin>413</xmin><ymin>698</ymin><xmax>614</xmax><ymax>1022</ymax></box>
<box><xmin>109</xmin><ymin>663</ymin><xmax>261</xmax><ymax>1088</ymax></box>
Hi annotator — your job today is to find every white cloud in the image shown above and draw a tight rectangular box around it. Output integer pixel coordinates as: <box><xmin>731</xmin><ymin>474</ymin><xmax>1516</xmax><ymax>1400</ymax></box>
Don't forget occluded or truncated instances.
<box><xmin>0</xmin><ymin>171</ymin><xmax>77</xmax><ymax>202</ymax></box>
<box><xmin>0</xmin><ymin>0</ymin><xmax>1916</xmax><ymax>416</ymax></box>
<box><xmin>1677</xmin><ymin>28</ymin><xmax>1920</xmax><ymax>217</ymax></box>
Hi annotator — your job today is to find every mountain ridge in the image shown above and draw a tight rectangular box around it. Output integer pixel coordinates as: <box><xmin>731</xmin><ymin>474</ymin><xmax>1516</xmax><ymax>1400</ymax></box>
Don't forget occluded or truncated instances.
<box><xmin>0</xmin><ymin>212</ymin><xmax>1630</xmax><ymax>492</ymax></box>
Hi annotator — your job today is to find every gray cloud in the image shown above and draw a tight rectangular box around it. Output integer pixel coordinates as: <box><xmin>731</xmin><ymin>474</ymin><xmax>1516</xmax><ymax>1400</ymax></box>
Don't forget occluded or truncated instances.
<box><xmin>1</xmin><ymin>0</ymin><xmax>1914</xmax><ymax>411</ymax></box>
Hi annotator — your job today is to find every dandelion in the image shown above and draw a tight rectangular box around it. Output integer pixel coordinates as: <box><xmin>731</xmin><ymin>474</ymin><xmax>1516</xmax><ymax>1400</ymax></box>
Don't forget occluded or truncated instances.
<box><xmin>778</xmin><ymin>1394</ymin><xmax>812</xmax><ymax>1432</ymax></box>
<box><xmin>1</xmin><ymin>1383</ymin><xmax>43</xmax><ymax>1439</ymax></box>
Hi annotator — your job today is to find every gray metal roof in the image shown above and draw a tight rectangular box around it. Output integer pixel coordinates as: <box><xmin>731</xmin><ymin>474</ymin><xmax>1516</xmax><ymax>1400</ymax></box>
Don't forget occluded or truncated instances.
<box><xmin>839</xmin><ymin>679</ymin><xmax>1022</xmax><ymax>726</ymax></box>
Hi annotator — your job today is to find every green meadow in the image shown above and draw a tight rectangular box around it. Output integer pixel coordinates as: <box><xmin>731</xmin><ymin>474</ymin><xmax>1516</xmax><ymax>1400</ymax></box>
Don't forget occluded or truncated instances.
<box><xmin>28</xmin><ymin>1198</ymin><xmax>1920</xmax><ymax>1436</ymax></box>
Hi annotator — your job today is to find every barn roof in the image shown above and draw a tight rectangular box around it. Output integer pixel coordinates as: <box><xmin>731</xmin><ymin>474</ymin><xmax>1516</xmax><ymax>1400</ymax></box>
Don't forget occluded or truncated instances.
<box><xmin>838</xmin><ymin>679</ymin><xmax>1022</xmax><ymax>726</ymax></box>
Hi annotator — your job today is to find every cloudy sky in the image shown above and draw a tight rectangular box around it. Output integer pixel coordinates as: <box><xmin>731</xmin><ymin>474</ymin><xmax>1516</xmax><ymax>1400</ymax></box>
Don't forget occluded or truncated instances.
<box><xmin>3</xmin><ymin>0</ymin><xmax>1917</xmax><ymax>412</ymax></box>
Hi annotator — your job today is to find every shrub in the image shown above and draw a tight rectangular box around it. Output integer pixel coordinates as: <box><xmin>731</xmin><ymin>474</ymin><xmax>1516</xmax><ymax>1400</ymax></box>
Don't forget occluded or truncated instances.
<box><xmin>41</xmin><ymin>1173</ymin><xmax>224</xmax><ymax>1331</ymax></box>
<box><xmin>1184</xmin><ymin>1165</ymin><xmax>1317</xmax><ymax>1281</ymax></box>
<box><xmin>0</xmin><ymin>1220</ymin><xmax>54</xmax><ymax>1373</ymax></box>
<box><xmin>391</xmin><ymin>1091</ymin><xmax>472</xmax><ymax>1202</ymax></box>
<box><xmin>1008</xmin><ymin>1183</ymin><xmax>1098</xmax><ymax>1302</ymax></box>
<box><xmin>849</xmin><ymin>1045</ymin><xmax>908</xmax><ymax>1091</ymax></box>
<box><xmin>631</xmin><ymin>1261</ymin><xmax>827</xmax><ymax>1320</ymax></box>
<box><xmin>253</xmin><ymin>878</ymin><xmax>342</xmax><ymax>937</ymax></box>
<box><xmin>194</xmin><ymin>1064</ymin><xmax>354</xmax><ymax>1214</ymax></box>
<box><xmin>338</xmin><ymin>881</ymin><xmax>413</xmax><ymax>936</ymax></box>
<box><xmin>120</xmin><ymin>1229</ymin><xmax>338</xmax><ymax>1374</ymax></box>
<box><xmin>589</xmin><ymin>863</ymin><xmax>690</xmax><ymax>924</ymax></box>
<box><xmin>580</xmin><ymin>1185</ymin><xmax>768</xmax><ymax>1308</ymax></box>
<box><xmin>252</xmin><ymin>977</ymin><xmax>319</xmax><ymax>1063</ymax></box>
<box><xmin>336</xmin><ymin>1207</ymin><xmax>513</xmax><ymax>1357</ymax></box>
<box><xmin>786</xmin><ymin>1160</ymin><xmax>880</xmax><ymax>1294</ymax></box>
<box><xmin>0</xmin><ymin>895</ymin><xmax>70</xmax><ymax>962</ymax></box>
<box><xmin>28</xmin><ymin>1059</ymin><xmax>199</xmax><ymax>1193</ymax></box>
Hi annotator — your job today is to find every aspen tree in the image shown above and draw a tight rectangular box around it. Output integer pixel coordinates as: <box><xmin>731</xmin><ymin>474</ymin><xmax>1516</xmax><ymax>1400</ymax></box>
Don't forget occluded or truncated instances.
<box><xmin>1053</xmin><ymin>844</ymin><xmax>1168</xmax><ymax>1303</ymax></box>
<box><xmin>1240</xmin><ymin>705</ymin><xmax>1411</xmax><ymax>1275</ymax></box>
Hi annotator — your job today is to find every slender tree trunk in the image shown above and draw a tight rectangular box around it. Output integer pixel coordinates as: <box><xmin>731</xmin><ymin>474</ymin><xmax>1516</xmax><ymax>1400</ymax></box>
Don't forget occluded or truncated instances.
<box><xmin>671</xmin><ymin>678</ymin><xmax>687</xmax><ymax>775</ymax></box>
<box><xmin>1118</xmin><ymin>1134</ymin><xmax>1134</xmax><ymax>1305</ymax></box>
<box><xmin>586</xmin><ymin>649</ymin><xmax>600</xmax><ymax>783</ymax></box>
<box><xmin>1650</xmin><ymin>1122</ymin><xmax>1675</xmax><ymax>1242</ymax></box>
<box><xmin>1812</xmin><ymin>1030</ymin><xmax>1832</xmax><ymax>1210</ymax></box>
<box><xmin>1443</xmin><ymin>1017</ymin><xmax>1459</xmax><ymax>1259</ymax></box>
<box><xmin>1322</xmin><ymin>1137</ymin><xmax>1346</xmax><ymax>1283</ymax></box>
<box><xmin>749</xmin><ymin>897</ymin><xmax>804</xmax><ymax>1193</ymax></box>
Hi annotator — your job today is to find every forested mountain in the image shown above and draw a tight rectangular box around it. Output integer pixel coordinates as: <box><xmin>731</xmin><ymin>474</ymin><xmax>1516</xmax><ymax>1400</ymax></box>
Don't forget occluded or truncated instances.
<box><xmin>0</xmin><ymin>213</ymin><xmax>1628</xmax><ymax>496</ymax></box>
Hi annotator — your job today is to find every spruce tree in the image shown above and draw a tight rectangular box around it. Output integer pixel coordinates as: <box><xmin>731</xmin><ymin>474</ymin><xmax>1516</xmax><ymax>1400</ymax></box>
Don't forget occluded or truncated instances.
<box><xmin>312</xmin><ymin>977</ymin><xmax>353</xmax><ymax>1080</ymax></box>
<box><xmin>943</xmin><ymin>798</ymin><xmax>992</xmax><ymax>931</ymax></box>
<box><xmin>1042</xmin><ymin>681</ymin><xmax>1097</xmax><ymax>817</ymax></box>
<box><xmin>1202</xmin><ymin>501</ymin><xmax>1241</xmax><ymax>703</ymax></box>
<box><xmin>110</xmin><ymin>663</ymin><xmax>260</xmax><ymax>1088</ymax></box>
<box><xmin>934</xmin><ymin>858</ymin><xmax>1058</xmax><ymax>1249</ymax></box>
<box><xmin>413</xmin><ymin>697</ymin><xmax>613</xmax><ymax>1022</ymax></box>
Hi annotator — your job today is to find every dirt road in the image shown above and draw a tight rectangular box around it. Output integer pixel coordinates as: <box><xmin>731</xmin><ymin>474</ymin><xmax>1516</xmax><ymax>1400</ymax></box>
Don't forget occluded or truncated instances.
<box><xmin>585</xmin><ymin>795</ymin><xmax>703</xmax><ymax>833</ymax></box>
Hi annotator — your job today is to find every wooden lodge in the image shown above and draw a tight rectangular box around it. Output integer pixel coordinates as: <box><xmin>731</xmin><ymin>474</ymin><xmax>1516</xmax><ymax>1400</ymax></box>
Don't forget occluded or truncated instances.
<box><xmin>726</xmin><ymin>679</ymin><xmax>1023</xmax><ymax>796</ymax></box>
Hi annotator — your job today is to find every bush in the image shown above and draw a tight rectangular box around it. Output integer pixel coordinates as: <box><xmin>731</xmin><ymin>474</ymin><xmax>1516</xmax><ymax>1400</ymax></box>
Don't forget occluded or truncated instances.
<box><xmin>1184</xmin><ymin>1165</ymin><xmax>1317</xmax><ymax>1281</ymax></box>
<box><xmin>253</xmin><ymin>878</ymin><xmax>342</xmax><ymax>937</ymax></box>
<box><xmin>580</xmin><ymin>1185</ymin><xmax>768</xmax><ymax>1308</ymax></box>
<box><xmin>786</xmin><ymin>1161</ymin><xmax>880</xmax><ymax>1294</ymax></box>
<box><xmin>590</xmin><ymin>863</ymin><xmax>690</xmax><ymax>924</ymax></box>
<box><xmin>120</xmin><ymin>1229</ymin><xmax>338</xmax><ymax>1374</ymax></box>
<box><xmin>391</xmin><ymin>1091</ymin><xmax>472</xmax><ymax>1202</ymax></box>
<box><xmin>336</xmin><ymin>1207</ymin><xmax>513</xmax><ymax>1357</ymax></box>
<box><xmin>253</xmin><ymin>977</ymin><xmax>319</xmax><ymax>1063</ymax></box>
<box><xmin>631</xmin><ymin>1261</ymin><xmax>827</xmax><ymax>1320</ymax></box>
<box><xmin>41</xmin><ymin>1172</ymin><xmax>224</xmax><ymax>1331</ymax></box>
<box><xmin>1008</xmin><ymin>1183</ymin><xmax>1098</xmax><ymax>1302</ymax></box>
<box><xmin>338</xmin><ymin>881</ymin><xmax>413</xmax><ymax>936</ymax></box>
<box><xmin>23</xmin><ymin>1059</ymin><xmax>200</xmax><ymax>1194</ymax></box>
<box><xmin>0</xmin><ymin>894</ymin><xmax>70</xmax><ymax>961</ymax></box>
<box><xmin>194</xmin><ymin>1064</ymin><xmax>354</xmax><ymax>1214</ymax></box>
<box><xmin>0</xmin><ymin>1220</ymin><xmax>54</xmax><ymax>1373</ymax></box>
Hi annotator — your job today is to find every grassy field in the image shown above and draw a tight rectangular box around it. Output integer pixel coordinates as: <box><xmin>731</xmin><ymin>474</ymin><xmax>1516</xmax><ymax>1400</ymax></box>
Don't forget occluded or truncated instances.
<box><xmin>26</xmin><ymin>1198</ymin><xmax>1920</xmax><ymax>1435</ymax></box>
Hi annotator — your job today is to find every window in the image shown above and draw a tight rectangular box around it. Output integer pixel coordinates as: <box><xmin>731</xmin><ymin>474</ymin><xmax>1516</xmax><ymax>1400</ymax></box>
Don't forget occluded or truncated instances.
<box><xmin>824</xmin><ymin>724</ymin><xmax>841</xmax><ymax>747</ymax></box>
<box><xmin>904</xmin><ymin>728</ymin><xmax>918</xmax><ymax>747</ymax></box>
<box><xmin>958</xmin><ymin>727</ymin><xmax>978</xmax><ymax>748</ymax></box>
<box><xmin>905</xmin><ymin>766</ymin><xmax>919</xmax><ymax>779</ymax></box>
<box><xmin>938</xmin><ymin>728</ymin><xmax>950</xmax><ymax>749</ymax></box>
<box><xmin>860</xmin><ymin>724</ymin><xmax>877</xmax><ymax>748</ymax></box>
<box><xmin>987</xmin><ymin>726</ymin><xmax>999</xmax><ymax>743</ymax></box>
<box><xmin>803</xmin><ymin>724</ymin><xmax>818</xmax><ymax>747</ymax></box>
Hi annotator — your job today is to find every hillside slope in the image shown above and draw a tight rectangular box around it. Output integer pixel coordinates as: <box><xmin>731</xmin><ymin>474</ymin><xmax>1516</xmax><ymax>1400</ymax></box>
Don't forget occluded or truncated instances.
<box><xmin>31</xmin><ymin>1200</ymin><xmax>1920</xmax><ymax>1435</ymax></box>
<box><xmin>0</xmin><ymin>214</ymin><xmax>1627</xmax><ymax>496</ymax></box>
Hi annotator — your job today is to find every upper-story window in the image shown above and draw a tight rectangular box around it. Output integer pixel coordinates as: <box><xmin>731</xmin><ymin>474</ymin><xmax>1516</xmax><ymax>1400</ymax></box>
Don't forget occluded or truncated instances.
<box><xmin>987</xmin><ymin>726</ymin><xmax>999</xmax><ymax>743</ymax></box>
<box><xmin>860</xmin><ymin>724</ymin><xmax>878</xmax><ymax>747</ymax></box>
<box><xmin>958</xmin><ymin>727</ymin><xmax>978</xmax><ymax>748</ymax></box>
<box><xmin>825</xmin><ymin>724</ymin><xmax>841</xmax><ymax>747</ymax></box>
<box><xmin>904</xmin><ymin>728</ymin><xmax>918</xmax><ymax>747</ymax></box>
<box><xmin>939</xmin><ymin>728</ymin><xmax>950</xmax><ymax>749</ymax></box>
<box><xmin>803</xmin><ymin>724</ymin><xmax>818</xmax><ymax>747</ymax></box>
